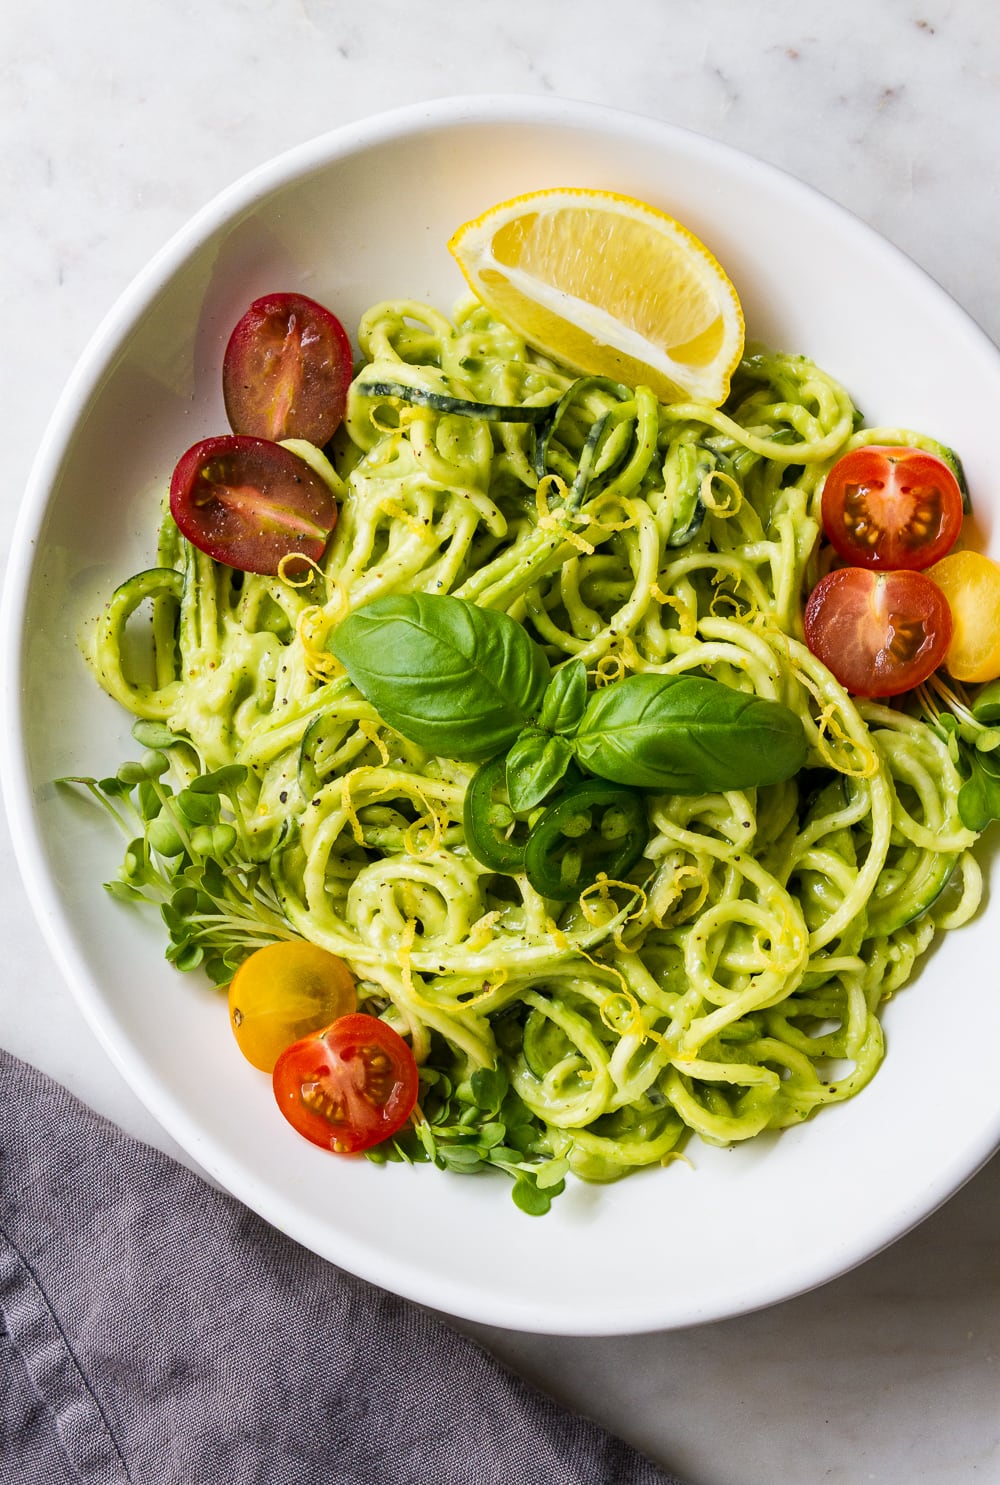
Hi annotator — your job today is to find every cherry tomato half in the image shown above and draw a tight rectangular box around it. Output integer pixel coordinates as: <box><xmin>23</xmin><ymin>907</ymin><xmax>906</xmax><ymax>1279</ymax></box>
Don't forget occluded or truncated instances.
<box><xmin>222</xmin><ymin>292</ymin><xmax>353</xmax><ymax>447</ymax></box>
<box><xmin>272</xmin><ymin>1014</ymin><xmax>419</xmax><ymax>1155</ymax></box>
<box><xmin>820</xmin><ymin>445</ymin><xmax>963</xmax><ymax>571</ymax></box>
<box><xmin>228</xmin><ymin>941</ymin><xmax>357</xmax><ymax>1073</ymax></box>
<box><xmin>804</xmin><ymin>567</ymin><xmax>952</xmax><ymax>698</ymax></box>
<box><xmin>169</xmin><ymin>434</ymin><xmax>338</xmax><ymax>575</ymax></box>
<box><xmin>928</xmin><ymin>549</ymin><xmax>1000</xmax><ymax>683</ymax></box>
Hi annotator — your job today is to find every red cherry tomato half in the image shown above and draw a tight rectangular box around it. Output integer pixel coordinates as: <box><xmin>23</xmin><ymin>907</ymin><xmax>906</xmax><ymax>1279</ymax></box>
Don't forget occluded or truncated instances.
<box><xmin>820</xmin><ymin>445</ymin><xmax>963</xmax><ymax>571</ymax></box>
<box><xmin>272</xmin><ymin>1014</ymin><xmax>419</xmax><ymax>1155</ymax></box>
<box><xmin>804</xmin><ymin>567</ymin><xmax>952</xmax><ymax>698</ymax></box>
<box><xmin>222</xmin><ymin>292</ymin><xmax>353</xmax><ymax>447</ymax></box>
<box><xmin>169</xmin><ymin>434</ymin><xmax>338</xmax><ymax>575</ymax></box>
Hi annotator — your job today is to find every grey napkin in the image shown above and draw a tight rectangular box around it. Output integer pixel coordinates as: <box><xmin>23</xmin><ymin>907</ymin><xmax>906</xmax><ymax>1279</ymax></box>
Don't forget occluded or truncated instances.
<box><xmin>0</xmin><ymin>1048</ymin><xmax>680</xmax><ymax>1485</ymax></box>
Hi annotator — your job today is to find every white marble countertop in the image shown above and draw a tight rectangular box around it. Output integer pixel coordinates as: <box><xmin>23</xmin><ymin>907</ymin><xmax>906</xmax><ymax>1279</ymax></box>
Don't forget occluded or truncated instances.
<box><xmin>2</xmin><ymin>2</ymin><xmax>998</xmax><ymax>1481</ymax></box>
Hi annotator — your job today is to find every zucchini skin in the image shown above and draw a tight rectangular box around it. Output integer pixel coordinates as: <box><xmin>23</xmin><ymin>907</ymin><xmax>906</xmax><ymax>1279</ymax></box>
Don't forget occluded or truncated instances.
<box><xmin>865</xmin><ymin>851</ymin><xmax>957</xmax><ymax>936</ymax></box>
<box><xmin>93</xmin><ymin>567</ymin><xmax>183</xmax><ymax>719</ymax></box>
<box><xmin>356</xmin><ymin>379</ymin><xmax>556</xmax><ymax>424</ymax></box>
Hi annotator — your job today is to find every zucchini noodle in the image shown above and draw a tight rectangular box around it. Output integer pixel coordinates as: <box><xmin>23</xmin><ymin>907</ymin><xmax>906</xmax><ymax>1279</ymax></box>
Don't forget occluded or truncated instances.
<box><xmin>87</xmin><ymin>294</ymin><xmax>983</xmax><ymax>1188</ymax></box>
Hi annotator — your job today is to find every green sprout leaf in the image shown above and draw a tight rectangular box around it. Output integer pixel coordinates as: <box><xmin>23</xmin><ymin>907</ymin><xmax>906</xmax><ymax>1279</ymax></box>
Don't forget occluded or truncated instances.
<box><xmin>62</xmin><ymin>756</ymin><xmax>296</xmax><ymax>985</ymax></box>
<box><xmin>512</xmin><ymin>1174</ymin><xmax>560</xmax><ymax>1216</ymax></box>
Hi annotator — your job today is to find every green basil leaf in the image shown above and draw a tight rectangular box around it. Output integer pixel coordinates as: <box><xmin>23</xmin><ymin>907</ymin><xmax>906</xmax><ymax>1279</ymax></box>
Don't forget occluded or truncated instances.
<box><xmin>537</xmin><ymin>659</ymin><xmax>588</xmax><ymax>735</ymax></box>
<box><xmin>573</xmin><ymin>673</ymin><xmax>807</xmax><ymax>792</ymax></box>
<box><xmin>505</xmin><ymin>729</ymin><xmax>575</xmax><ymax>812</ymax></box>
<box><xmin>328</xmin><ymin>593</ymin><xmax>550</xmax><ymax>760</ymax></box>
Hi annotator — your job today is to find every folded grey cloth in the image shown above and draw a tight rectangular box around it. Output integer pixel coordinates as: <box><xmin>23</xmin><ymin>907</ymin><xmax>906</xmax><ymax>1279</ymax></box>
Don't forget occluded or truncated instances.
<box><xmin>0</xmin><ymin>1049</ymin><xmax>680</xmax><ymax>1485</ymax></box>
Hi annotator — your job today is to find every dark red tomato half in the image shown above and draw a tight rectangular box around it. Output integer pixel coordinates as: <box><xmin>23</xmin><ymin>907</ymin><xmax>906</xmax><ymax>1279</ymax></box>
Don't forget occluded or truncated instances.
<box><xmin>820</xmin><ymin>445</ymin><xmax>963</xmax><ymax>571</ymax></box>
<box><xmin>169</xmin><ymin>435</ymin><xmax>337</xmax><ymax>575</ymax></box>
<box><xmin>804</xmin><ymin>567</ymin><xmax>952</xmax><ymax>698</ymax></box>
<box><xmin>272</xmin><ymin>1014</ymin><xmax>419</xmax><ymax>1155</ymax></box>
<box><xmin>222</xmin><ymin>292</ymin><xmax>353</xmax><ymax>447</ymax></box>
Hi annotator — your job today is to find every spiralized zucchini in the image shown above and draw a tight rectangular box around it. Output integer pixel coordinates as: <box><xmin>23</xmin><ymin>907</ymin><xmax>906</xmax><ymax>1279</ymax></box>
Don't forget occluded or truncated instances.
<box><xmin>87</xmin><ymin>293</ymin><xmax>983</xmax><ymax>1188</ymax></box>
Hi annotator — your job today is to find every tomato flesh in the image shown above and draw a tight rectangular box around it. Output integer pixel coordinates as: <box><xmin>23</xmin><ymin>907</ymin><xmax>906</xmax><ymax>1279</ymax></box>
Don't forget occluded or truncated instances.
<box><xmin>928</xmin><ymin>549</ymin><xmax>1000</xmax><ymax>683</ymax></box>
<box><xmin>169</xmin><ymin>434</ymin><xmax>337</xmax><ymax>575</ymax></box>
<box><xmin>272</xmin><ymin>1014</ymin><xmax>419</xmax><ymax>1154</ymax></box>
<box><xmin>223</xmin><ymin>292</ymin><xmax>353</xmax><ymax>447</ymax></box>
<box><xmin>228</xmin><ymin>941</ymin><xmax>357</xmax><ymax>1073</ymax></box>
<box><xmin>821</xmin><ymin>445</ymin><xmax>963</xmax><ymax>571</ymax></box>
<box><xmin>804</xmin><ymin>567</ymin><xmax>952</xmax><ymax>697</ymax></box>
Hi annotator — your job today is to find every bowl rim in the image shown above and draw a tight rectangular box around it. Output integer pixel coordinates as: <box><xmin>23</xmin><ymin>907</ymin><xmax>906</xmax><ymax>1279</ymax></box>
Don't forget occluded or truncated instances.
<box><xmin>4</xmin><ymin>93</ymin><xmax>1000</xmax><ymax>1336</ymax></box>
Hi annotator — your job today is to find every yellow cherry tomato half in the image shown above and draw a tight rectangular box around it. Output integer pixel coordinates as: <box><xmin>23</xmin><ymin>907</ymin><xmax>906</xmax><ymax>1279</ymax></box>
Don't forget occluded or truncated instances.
<box><xmin>927</xmin><ymin>549</ymin><xmax>1000</xmax><ymax>683</ymax></box>
<box><xmin>228</xmin><ymin>941</ymin><xmax>357</xmax><ymax>1073</ymax></box>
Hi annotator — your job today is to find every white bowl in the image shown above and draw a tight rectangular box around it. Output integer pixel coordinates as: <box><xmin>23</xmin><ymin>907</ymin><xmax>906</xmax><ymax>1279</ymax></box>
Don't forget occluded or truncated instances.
<box><xmin>5</xmin><ymin>95</ymin><xmax>1000</xmax><ymax>1336</ymax></box>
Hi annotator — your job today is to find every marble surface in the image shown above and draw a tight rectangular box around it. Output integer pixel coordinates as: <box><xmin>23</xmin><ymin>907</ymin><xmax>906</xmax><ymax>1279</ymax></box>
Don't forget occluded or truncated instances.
<box><xmin>2</xmin><ymin>2</ymin><xmax>998</xmax><ymax>1482</ymax></box>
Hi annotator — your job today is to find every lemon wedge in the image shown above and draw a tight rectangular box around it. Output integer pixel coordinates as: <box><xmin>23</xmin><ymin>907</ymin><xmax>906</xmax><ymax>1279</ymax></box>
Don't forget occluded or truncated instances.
<box><xmin>448</xmin><ymin>187</ymin><xmax>745</xmax><ymax>406</ymax></box>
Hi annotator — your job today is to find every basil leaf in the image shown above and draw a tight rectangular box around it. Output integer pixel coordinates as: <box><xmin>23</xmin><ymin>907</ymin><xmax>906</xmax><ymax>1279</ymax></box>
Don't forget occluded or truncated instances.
<box><xmin>537</xmin><ymin>659</ymin><xmax>588</xmax><ymax>735</ymax></box>
<box><xmin>573</xmin><ymin>673</ymin><xmax>807</xmax><ymax>792</ymax></box>
<box><xmin>505</xmin><ymin>728</ymin><xmax>575</xmax><ymax>812</ymax></box>
<box><xmin>328</xmin><ymin>593</ymin><xmax>550</xmax><ymax>760</ymax></box>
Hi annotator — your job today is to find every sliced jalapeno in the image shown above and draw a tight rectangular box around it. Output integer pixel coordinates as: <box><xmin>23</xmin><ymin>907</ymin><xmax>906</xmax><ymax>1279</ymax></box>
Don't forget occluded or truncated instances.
<box><xmin>463</xmin><ymin>755</ymin><xmax>529</xmax><ymax>873</ymax></box>
<box><xmin>524</xmin><ymin>780</ymin><xmax>647</xmax><ymax>900</ymax></box>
